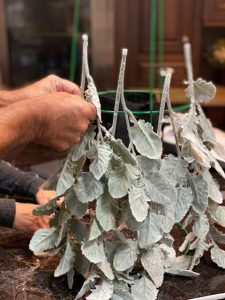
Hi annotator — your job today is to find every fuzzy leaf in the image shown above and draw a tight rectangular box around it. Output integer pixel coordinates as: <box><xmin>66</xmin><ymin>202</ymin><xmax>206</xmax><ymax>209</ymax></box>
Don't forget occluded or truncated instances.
<box><xmin>202</xmin><ymin>169</ymin><xmax>223</xmax><ymax>204</ymax></box>
<box><xmin>56</xmin><ymin>157</ymin><xmax>76</xmax><ymax>196</ymax></box>
<box><xmin>88</xmin><ymin>219</ymin><xmax>102</xmax><ymax>241</ymax></box>
<box><xmin>193</xmin><ymin>214</ymin><xmax>209</xmax><ymax>239</ymax></box>
<box><xmin>174</xmin><ymin>186</ymin><xmax>193</xmax><ymax>223</ymax></box>
<box><xmin>179</xmin><ymin>107</ymin><xmax>198</xmax><ymax>141</ymax></box>
<box><xmin>210</xmin><ymin>243</ymin><xmax>225</xmax><ymax>269</ymax></box>
<box><xmin>75</xmin><ymin>172</ymin><xmax>104</xmax><ymax>203</ymax></box>
<box><xmin>67</xmin><ymin>268</ymin><xmax>74</xmax><ymax>289</ymax></box>
<box><xmin>160</xmin><ymin>155</ymin><xmax>188</xmax><ymax>185</ymax></box>
<box><xmin>96</xmin><ymin>190</ymin><xmax>117</xmax><ymax>231</ymax></box>
<box><xmin>113</xmin><ymin>239</ymin><xmax>138</xmax><ymax>272</ymax></box>
<box><xmin>144</xmin><ymin>172</ymin><xmax>177</xmax><ymax>205</ymax></box>
<box><xmin>72</xmin><ymin>128</ymin><xmax>96</xmax><ymax>161</ymax></box>
<box><xmin>68</xmin><ymin>218</ymin><xmax>87</xmax><ymax>242</ymax></box>
<box><xmin>111</xmin><ymin>291</ymin><xmax>134</xmax><ymax>300</ymax></box>
<box><xmin>85</xmin><ymin>81</ymin><xmax>102</xmax><ymax>122</ymax></box>
<box><xmin>141</xmin><ymin>246</ymin><xmax>164</xmax><ymax>287</ymax></box>
<box><xmin>110</xmin><ymin>139</ymin><xmax>137</xmax><ymax>166</ymax></box>
<box><xmin>54</xmin><ymin>241</ymin><xmax>75</xmax><ymax>277</ymax></box>
<box><xmin>186</xmin><ymin>78</ymin><xmax>216</xmax><ymax>103</ymax></box>
<box><xmin>165</xmin><ymin>254</ymin><xmax>192</xmax><ymax>272</ymax></box>
<box><xmin>86</xmin><ymin>279</ymin><xmax>113</xmax><ymax>300</ymax></box>
<box><xmin>33</xmin><ymin>197</ymin><xmax>58</xmax><ymax>216</ymax></box>
<box><xmin>197</xmin><ymin>104</ymin><xmax>216</xmax><ymax>147</ymax></box>
<box><xmin>55</xmin><ymin>223</ymin><xmax>67</xmax><ymax>247</ymax></box>
<box><xmin>188</xmin><ymin>174</ymin><xmax>208</xmax><ymax>214</ymax></box>
<box><xmin>131</xmin><ymin>275</ymin><xmax>158</xmax><ymax>300</ymax></box>
<box><xmin>97</xmin><ymin>257</ymin><xmax>114</xmax><ymax>280</ymax></box>
<box><xmin>168</xmin><ymin>269</ymin><xmax>199</xmax><ymax>277</ymax></box>
<box><xmin>189</xmin><ymin>140</ymin><xmax>211</xmax><ymax>168</ymax></box>
<box><xmin>164</xmin><ymin>203</ymin><xmax>175</xmax><ymax>233</ymax></box>
<box><xmin>29</xmin><ymin>227</ymin><xmax>57</xmax><ymax>252</ymax></box>
<box><xmin>64</xmin><ymin>187</ymin><xmax>87</xmax><ymax>216</ymax></box>
<box><xmin>121</xmin><ymin>203</ymin><xmax>142</xmax><ymax>231</ymax></box>
<box><xmin>75</xmin><ymin>269</ymin><xmax>99</xmax><ymax>300</ymax></box>
<box><xmin>136</xmin><ymin>155</ymin><xmax>161</xmax><ymax>175</ymax></box>
<box><xmin>211</xmin><ymin>158</ymin><xmax>225</xmax><ymax>179</ymax></box>
<box><xmin>81</xmin><ymin>240</ymin><xmax>105</xmax><ymax>264</ymax></box>
<box><xmin>189</xmin><ymin>239</ymin><xmax>210</xmax><ymax>268</ymax></box>
<box><xmin>208</xmin><ymin>201</ymin><xmax>225</xmax><ymax>227</ymax></box>
<box><xmin>90</xmin><ymin>143</ymin><xmax>112</xmax><ymax>180</ymax></box>
<box><xmin>108</xmin><ymin>162</ymin><xmax>139</xmax><ymax>198</ymax></box>
<box><xmin>128</xmin><ymin>184</ymin><xmax>149</xmax><ymax>222</ymax></box>
<box><xmin>130</xmin><ymin>119</ymin><xmax>162</xmax><ymax>159</ymax></box>
<box><xmin>209</xmin><ymin>225</ymin><xmax>225</xmax><ymax>245</ymax></box>
<box><xmin>138</xmin><ymin>212</ymin><xmax>165</xmax><ymax>249</ymax></box>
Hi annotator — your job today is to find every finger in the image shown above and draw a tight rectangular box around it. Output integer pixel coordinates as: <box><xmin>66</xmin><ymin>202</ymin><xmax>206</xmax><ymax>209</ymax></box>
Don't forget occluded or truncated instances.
<box><xmin>85</xmin><ymin>103</ymin><xmax>97</xmax><ymax>121</ymax></box>
<box><xmin>55</xmin><ymin>78</ymin><xmax>80</xmax><ymax>95</ymax></box>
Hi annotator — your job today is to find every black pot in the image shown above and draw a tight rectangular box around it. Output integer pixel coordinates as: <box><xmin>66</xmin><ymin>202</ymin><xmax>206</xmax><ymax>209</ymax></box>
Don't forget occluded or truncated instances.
<box><xmin>99</xmin><ymin>91</ymin><xmax>158</xmax><ymax>146</ymax></box>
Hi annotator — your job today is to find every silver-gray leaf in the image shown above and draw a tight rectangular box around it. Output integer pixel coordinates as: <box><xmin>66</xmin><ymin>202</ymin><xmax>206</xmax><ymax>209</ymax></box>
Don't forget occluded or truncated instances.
<box><xmin>144</xmin><ymin>172</ymin><xmax>177</xmax><ymax>205</ymax></box>
<box><xmin>29</xmin><ymin>227</ymin><xmax>57</xmax><ymax>253</ymax></box>
<box><xmin>210</xmin><ymin>243</ymin><xmax>225</xmax><ymax>269</ymax></box>
<box><xmin>81</xmin><ymin>239</ymin><xmax>105</xmax><ymax>264</ymax></box>
<box><xmin>141</xmin><ymin>246</ymin><xmax>164</xmax><ymax>287</ymax></box>
<box><xmin>174</xmin><ymin>186</ymin><xmax>193</xmax><ymax>223</ymax></box>
<box><xmin>130</xmin><ymin>119</ymin><xmax>162</xmax><ymax>159</ymax></box>
<box><xmin>96</xmin><ymin>190</ymin><xmax>117</xmax><ymax>231</ymax></box>
<box><xmin>193</xmin><ymin>214</ymin><xmax>209</xmax><ymax>239</ymax></box>
<box><xmin>131</xmin><ymin>275</ymin><xmax>158</xmax><ymax>300</ymax></box>
<box><xmin>188</xmin><ymin>174</ymin><xmax>208</xmax><ymax>215</ymax></box>
<box><xmin>160</xmin><ymin>155</ymin><xmax>188</xmax><ymax>185</ymax></box>
<box><xmin>186</xmin><ymin>78</ymin><xmax>216</xmax><ymax>103</ymax></box>
<box><xmin>86</xmin><ymin>279</ymin><xmax>113</xmax><ymax>300</ymax></box>
<box><xmin>54</xmin><ymin>241</ymin><xmax>76</xmax><ymax>277</ymax></box>
<box><xmin>138</xmin><ymin>211</ymin><xmax>165</xmax><ymax>249</ymax></box>
<box><xmin>75</xmin><ymin>172</ymin><xmax>104</xmax><ymax>203</ymax></box>
<box><xmin>128</xmin><ymin>184</ymin><xmax>149</xmax><ymax>222</ymax></box>
<box><xmin>90</xmin><ymin>143</ymin><xmax>112</xmax><ymax>180</ymax></box>
<box><xmin>113</xmin><ymin>239</ymin><xmax>138</xmax><ymax>272</ymax></box>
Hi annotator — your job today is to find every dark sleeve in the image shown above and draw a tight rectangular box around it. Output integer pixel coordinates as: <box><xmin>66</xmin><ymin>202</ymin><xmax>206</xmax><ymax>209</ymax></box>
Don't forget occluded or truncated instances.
<box><xmin>0</xmin><ymin>198</ymin><xmax>16</xmax><ymax>227</ymax></box>
<box><xmin>0</xmin><ymin>161</ymin><xmax>44</xmax><ymax>199</ymax></box>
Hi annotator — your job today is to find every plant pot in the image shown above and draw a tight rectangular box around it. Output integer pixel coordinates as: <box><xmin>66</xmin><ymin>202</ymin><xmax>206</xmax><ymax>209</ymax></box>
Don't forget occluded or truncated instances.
<box><xmin>99</xmin><ymin>91</ymin><xmax>159</xmax><ymax>146</ymax></box>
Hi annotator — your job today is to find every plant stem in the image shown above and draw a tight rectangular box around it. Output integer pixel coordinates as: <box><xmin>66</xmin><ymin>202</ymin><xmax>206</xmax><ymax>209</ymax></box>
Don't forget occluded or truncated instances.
<box><xmin>166</xmin><ymin>94</ymin><xmax>181</xmax><ymax>158</ymax></box>
<box><xmin>110</xmin><ymin>49</ymin><xmax>128</xmax><ymax>137</ymax></box>
<box><xmin>157</xmin><ymin>69</ymin><xmax>172</xmax><ymax>136</ymax></box>
<box><xmin>82</xmin><ymin>34</ymin><xmax>92</xmax><ymax>82</ymax></box>
<box><xmin>183</xmin><ymin>41</ymin><xmax>195</xmax><ymax>105</ymax></box>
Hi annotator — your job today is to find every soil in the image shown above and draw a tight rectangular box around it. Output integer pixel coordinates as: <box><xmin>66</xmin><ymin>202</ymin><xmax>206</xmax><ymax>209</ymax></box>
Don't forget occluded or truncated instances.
<box><xmin>0</xmin><ymin>226</ymin><xmax>225</xmax><ymax>300</ymax></box>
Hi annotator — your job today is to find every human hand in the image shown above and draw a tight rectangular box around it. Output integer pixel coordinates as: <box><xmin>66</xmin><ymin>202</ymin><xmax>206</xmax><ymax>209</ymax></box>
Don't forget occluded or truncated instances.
<box><xmin>0</xmin><ymin>75</ymin><xmax>80</xmax><ymax>106</ymax></box>
<box><xmin>13</xmin><ymin>202</ymin><xmax>49</xmax><ymax>235</ymax></box>
<box><xmin>20</xmin><ymin>74</ymin><xmax>80</xmax><ymax>98</ymax></box>
<box><xmin>29</xmin><ymin>92</ymin><xmax>96</xmax><ymax>151</ymax></box>
<box><xmin>0</xmin><ymin>91</ymin><xmax>96</xmax><ymax>158</ymax></box>
<box><xmin>35</xmin><ymin>189</ymin><xmax>56</xmax><ymax>206</ymax></box>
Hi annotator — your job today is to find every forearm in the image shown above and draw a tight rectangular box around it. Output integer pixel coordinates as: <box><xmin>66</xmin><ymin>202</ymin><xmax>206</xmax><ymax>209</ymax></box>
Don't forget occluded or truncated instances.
<box><xmin>0</xmin><ymin>198</ymin><xmax>16</xmax><ymax>227</ymax></box>
<box><xmin>0</xmin><ymin>102</ymin><xmax>35</xmax><ymax>158</ymax></box>
<box><xmin>0</xmin><ymin>161</ymin><xmax>44</xmax><ymax>198</ymax></box>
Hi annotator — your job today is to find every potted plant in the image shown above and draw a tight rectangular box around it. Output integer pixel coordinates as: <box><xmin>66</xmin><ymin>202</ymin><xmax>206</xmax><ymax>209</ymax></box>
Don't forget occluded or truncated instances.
<box><xmin>29</xmin><ymin>36</ymin><xmax>225</xmax><ymax>300</ymax></box>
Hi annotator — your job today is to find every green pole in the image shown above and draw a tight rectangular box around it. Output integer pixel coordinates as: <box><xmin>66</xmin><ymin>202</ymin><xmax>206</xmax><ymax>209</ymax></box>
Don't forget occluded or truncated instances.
<box><xmin>149</xmin><ymin>0</ymin><xmax>157</xmax><ymax>124</ymax></box>
<box><xmin>158</xmin><ymin>0</ymin><xmax>164</xmax><ymax>89</ymax></box>
<box><xmin>69</xmin><ymin>0</ymin><xmax>80</xmax><ymax>82</ymax></box>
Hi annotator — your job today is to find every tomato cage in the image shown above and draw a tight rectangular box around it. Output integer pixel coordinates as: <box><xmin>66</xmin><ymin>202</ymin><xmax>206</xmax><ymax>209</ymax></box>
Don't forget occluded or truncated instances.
<box><xmin>69</xmin><ymin>0</ymin><xmax>190</xmax><ymax>135</ymax></box>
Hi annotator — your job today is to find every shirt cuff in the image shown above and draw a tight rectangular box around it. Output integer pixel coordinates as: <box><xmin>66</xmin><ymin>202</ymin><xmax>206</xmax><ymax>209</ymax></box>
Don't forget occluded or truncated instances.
<box><xmin>0</xmin><ymin>198</ymin><xmax>16</xmax><ymax>227</ymax></box>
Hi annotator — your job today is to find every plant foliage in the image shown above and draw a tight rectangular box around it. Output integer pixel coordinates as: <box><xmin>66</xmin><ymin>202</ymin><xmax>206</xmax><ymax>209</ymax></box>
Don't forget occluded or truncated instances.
<box><xmin>30</xmin><ymin>37</ymin><xmax>225</xmax><ymax>299</ymax></box>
